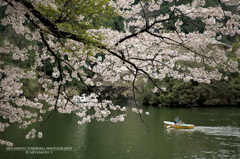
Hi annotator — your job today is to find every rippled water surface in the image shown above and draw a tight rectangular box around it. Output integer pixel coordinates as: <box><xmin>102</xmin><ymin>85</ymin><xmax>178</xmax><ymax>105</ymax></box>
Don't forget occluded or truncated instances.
<box><xmin>1</xmin><ymin>105</ymin><xmax>240</xmax><ymax>159</ymax></box>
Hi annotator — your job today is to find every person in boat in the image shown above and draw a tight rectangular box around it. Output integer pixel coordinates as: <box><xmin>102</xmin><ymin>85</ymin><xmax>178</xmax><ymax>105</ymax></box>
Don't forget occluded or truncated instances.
<box><xmin>174</xmin><ymin>116</ymin><xmax>183</xmax><ymax>124</ymax></box>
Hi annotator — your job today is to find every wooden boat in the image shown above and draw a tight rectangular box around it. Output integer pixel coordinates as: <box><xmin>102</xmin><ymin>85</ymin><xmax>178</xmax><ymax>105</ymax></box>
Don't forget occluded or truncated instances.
<box><xmin>164</xmin><ymin>121</ymin><xmax>194</xmax><ymax>129</ymax></box>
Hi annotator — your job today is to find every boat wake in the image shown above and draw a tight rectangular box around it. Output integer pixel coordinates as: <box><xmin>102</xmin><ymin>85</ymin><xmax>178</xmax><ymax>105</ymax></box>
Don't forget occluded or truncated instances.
<box><xmin>194</xmin><ymin>126</ymin><xmax>240</xmax><ymax>138</ymax></box>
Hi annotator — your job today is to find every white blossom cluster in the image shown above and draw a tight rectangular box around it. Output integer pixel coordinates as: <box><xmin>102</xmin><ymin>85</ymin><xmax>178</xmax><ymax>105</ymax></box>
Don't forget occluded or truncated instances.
<box><xmin>26</xmin><ymin>129</ymin><xmax>43</xmax><ymax>139</ymax></box>
<box><xmin>0</xmin><ymin>122</ymin><xmax>9</xmax><ymax>132</ymax></box>
<box><xmin>132</xmin><ymin>107</ymin><xmax>150</xmax><ymax>115</ymax></box>
<box><xmin>110</xmin><ymin>115</ymin><xmax>125</xmax><ymax>122</ymax></box>
<box><xmin>0</xmin><ymin>0</ymin><xmax>240</xmax><ymax>145</ymax></box>
<box><xmin>0</xmin><ymin>139</ymin><xmax>13</xmax><ymax>146</ymax></box>
<box><xmin>74</xmin><ymin>94</ymin><xmax>128</xmax><ymax>124</ymax></box>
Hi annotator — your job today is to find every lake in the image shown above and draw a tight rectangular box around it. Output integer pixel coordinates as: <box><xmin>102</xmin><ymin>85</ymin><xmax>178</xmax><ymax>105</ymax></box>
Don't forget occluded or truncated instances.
<box><xmin>1</xmin><ymin>104</ymin><xmax>240</xmax><ymax>159</ymax></box>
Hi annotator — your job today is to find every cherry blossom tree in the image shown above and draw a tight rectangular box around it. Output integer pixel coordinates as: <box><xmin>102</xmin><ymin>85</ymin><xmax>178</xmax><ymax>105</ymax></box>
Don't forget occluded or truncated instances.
<box><xmin>1</xmin><ymin>0</ymin><xmax>240</xmax><ymax>146</ymax></box>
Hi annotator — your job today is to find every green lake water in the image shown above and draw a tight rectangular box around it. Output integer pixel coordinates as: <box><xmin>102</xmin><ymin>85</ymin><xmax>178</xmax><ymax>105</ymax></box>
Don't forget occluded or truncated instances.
<box><xmin>1</xmin><ymin>104</ymin><xmax>240</xmax><ymax>159</ymax></box>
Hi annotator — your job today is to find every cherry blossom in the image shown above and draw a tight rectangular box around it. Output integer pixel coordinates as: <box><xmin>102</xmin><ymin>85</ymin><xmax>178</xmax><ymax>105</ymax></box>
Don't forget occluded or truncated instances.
<box><xmin>0</xmin><ymin>0</ymin><xmax>240</xmax><ymax>145</ymax></box>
